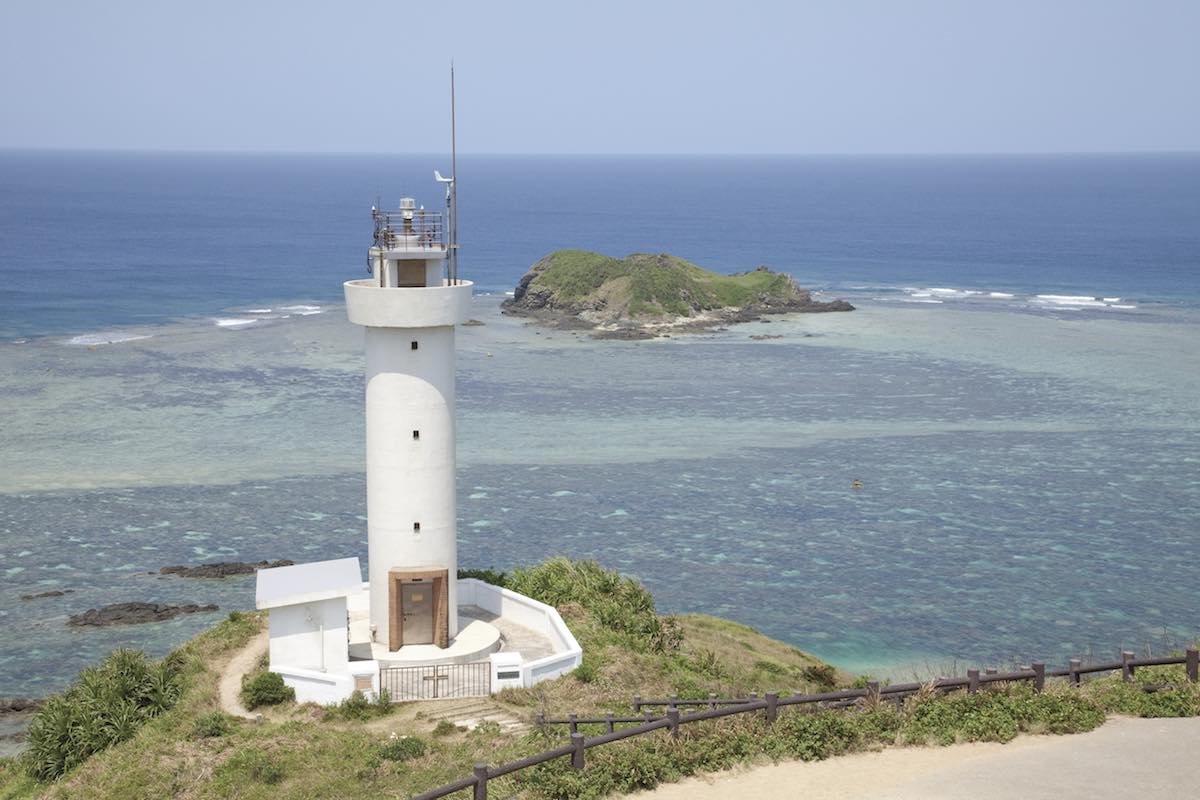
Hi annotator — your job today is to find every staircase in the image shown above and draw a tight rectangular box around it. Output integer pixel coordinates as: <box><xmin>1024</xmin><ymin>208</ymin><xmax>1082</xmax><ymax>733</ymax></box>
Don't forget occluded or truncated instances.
<box><xmin>425</xmin><ymin>698</ymin><xmax>531</xmax><ymax>734</ymax></box>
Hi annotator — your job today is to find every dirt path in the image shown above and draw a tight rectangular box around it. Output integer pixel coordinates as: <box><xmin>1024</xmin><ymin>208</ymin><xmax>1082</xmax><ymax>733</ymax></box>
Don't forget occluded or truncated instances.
<box><xmin>626</xmin><ymin>716</ymin><xmax>1200</xmax><ymax>800</ymax></box>
<box><xmin>217</xmin><ymin>629</ymin><xmax>268</xmax><ymax>719</ymax></box>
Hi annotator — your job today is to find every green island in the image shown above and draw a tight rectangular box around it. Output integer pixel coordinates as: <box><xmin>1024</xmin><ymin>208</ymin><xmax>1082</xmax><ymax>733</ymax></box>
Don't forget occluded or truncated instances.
<box><xmin>502</xmin><ymin>251</ymin><xmax>853</xmax><ymax>338</ymax></box>
<box><xmin>2</xmin><ymin>559</ymin><xmax>1198</xmax><ymax>800</ymax></box>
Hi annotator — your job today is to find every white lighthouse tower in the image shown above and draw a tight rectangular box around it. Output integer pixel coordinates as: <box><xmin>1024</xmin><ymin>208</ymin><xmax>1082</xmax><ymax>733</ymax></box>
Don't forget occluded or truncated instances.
<box><xmin>344</xmin><ymin>193</ymin><xmax>472</xmax><ymax>652</ymax></box>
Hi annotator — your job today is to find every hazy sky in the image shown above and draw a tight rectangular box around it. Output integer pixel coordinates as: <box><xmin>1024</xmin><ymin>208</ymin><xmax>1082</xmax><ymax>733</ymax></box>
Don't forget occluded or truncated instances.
<box><xmin>1</xmin><ymin>1</ymin><xmax>1197</xmax><ymax>154</ymax></box>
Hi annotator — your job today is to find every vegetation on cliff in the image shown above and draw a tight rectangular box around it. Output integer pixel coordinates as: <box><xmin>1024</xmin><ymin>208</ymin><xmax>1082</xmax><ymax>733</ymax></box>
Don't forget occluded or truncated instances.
<box><xmin>502</xmin><ymin>251</ymin><xmax>852</xmax><ymax>336</ymax></box>
<box><xmin>3</xmin><ymin>559</ymin><xmax>1198</xmax><ymax>800</ymax></box>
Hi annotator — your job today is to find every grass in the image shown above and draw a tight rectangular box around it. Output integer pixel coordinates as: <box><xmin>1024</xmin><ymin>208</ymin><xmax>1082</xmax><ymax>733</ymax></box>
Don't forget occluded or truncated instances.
<box><xmin>521</xmin><ymin>250</ymin><xmax>803</xmax><ymax>318</ymax></box>
<box><xmin>2</xmin><ymin>563</ymin><xmax>1198</xmax><ymax>800</ymax></box>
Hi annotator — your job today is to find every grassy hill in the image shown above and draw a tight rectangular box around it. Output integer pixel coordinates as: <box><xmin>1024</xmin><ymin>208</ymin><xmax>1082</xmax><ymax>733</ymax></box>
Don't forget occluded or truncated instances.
<box><xmin>502</xmin><ymin>251</ymin><xmax>852</xmax><ymax>334</ymax></box>
<box><xmin>3</xmin><ymin>559</ymin><xmax>1197</xmax><ymax>800</ymax></box>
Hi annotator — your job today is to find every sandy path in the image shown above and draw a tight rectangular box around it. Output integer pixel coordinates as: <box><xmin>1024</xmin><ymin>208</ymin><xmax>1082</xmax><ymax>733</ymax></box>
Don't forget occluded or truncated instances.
<box><xmin>217</xmin><ymin>629</ymin><xmax>268</xmax><ymax>719</ymax></box>
<box><xmin>627</xmin><ymin>716</ymin><xmax>1200</xmax><ymax>800</ymax></box>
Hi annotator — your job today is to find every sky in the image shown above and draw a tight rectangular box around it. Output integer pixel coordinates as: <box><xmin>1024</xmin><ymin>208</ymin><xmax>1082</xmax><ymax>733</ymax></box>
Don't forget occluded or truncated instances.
<box><xmin>1</xmin><ymin>1</ymin><xmax>1197</xmax><ymax>155</ymax></box>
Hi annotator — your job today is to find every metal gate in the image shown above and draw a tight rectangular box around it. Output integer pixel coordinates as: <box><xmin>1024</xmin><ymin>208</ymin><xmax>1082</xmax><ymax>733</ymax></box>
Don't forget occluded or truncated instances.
<box><xmin>379</xmin><ymin>661</ymin><xmax>491</xmax><ymax>701</ymax></box>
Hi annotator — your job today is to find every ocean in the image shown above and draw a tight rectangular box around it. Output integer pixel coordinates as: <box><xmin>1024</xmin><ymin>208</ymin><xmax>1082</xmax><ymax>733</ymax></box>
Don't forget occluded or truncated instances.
<box><xmin>1</xmin><ymin>151</ymin><xmax>1198</xmax><ymax>702</ymax></box>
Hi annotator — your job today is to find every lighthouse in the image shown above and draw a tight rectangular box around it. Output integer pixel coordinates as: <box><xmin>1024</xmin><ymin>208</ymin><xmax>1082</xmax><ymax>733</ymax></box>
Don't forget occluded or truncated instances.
<box><xmin>344</xmin><ymin>192</ymin><xmax>472</xmax><ymax>652</ymax></box>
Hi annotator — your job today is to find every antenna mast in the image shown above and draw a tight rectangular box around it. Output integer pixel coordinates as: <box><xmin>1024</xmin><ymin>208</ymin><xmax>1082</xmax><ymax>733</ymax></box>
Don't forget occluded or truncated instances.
<box><xmin>450</xmin><ymin>64</ymin><xmax>459</xmax><ymax>285</ymax></box>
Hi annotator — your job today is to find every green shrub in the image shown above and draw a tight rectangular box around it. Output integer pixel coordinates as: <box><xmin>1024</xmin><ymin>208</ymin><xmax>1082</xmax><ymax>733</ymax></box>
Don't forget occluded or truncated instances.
<box><xmin>378</xmin><ymin>735</ymin><xmax>426</xmax><ymax>762</ymax></box>
<box><xmin>432</xmin><ymin>719</ymin><xmax>462</xmax><ymax>736</ymax></box>
<box><xmin>470</xmin><ymin>720</ymin><xmax>503</xmax><ymax>738</ymax></box>
<box><xmin>901</xmin><ymin>686</ymin><xmax>1105</xmax><ymax>746</ymax></box>
<box><xmin>239</xmin><ymin>670</ymin><xmax>294</xmax><ymax>710</ymax></box>
<box><xmin>573</xmin><ymin>651</ymin><xmax>607</xmax><ymax>684</ymax></box>
<box><xmin>220</xmin><ymin>748</ymin><xmax>283</xmax><ymax>785</ymax></box>
<box><xmin>801</xmin><ymin>663</ymin><xmax>838</xmax><ymax>688</ymax></box>
<box><xmin>507</xmin><ymin>558</ymin><xmax>681</xmax><ymax>654</ymax></box>
<box><xmin>457</xmin><ymin>568</ymin><xmax>509</xmax><ymax>586</ymax></box>
<box><xmin>192</xmin><ymin>711</ymin><xmax>232</xmax><ymax>739</ymax></box>
<box><xmin>23</xmin><ymin>649</ymin><xmax>184</xmax><ymax>782</ymax></box>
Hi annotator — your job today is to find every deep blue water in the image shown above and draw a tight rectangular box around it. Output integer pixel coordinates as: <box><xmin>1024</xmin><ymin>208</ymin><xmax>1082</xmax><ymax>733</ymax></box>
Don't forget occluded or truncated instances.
<box><xmin>3</xmin><ymin>151</ymin><xmax>1199</xmax><ymax>339</ymax></box>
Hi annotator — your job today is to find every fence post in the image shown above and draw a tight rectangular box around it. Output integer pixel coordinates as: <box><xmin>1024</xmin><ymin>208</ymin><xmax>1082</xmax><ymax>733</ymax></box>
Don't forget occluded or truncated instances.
<box><xmin>535</xmin><ymin>712</ymin><xmax>545</xmax><ymax>728</ymax></box>
<box><xmin>1187</xmin><ymin>649</ymin><xmax>1199</xmax><ymax>683</ymax></box>
<box><xmin>633</xmin><ymin>695</ymin><xmax>641</xmax><ymax>712</ymax></box>
<box><xmin>749</xmin><ymin>692</ymin><xmax>758</xmax><ymax>702</ymax></box>
<box><xmin>666</xmin><ymin>708</ymin><xmax>680</xmax><ymax>738</ymax></box>
<box><xmin>1031</xmin><ymin>662</ymin><xmax>1045</xmax><ymax>693</ymax></box>
<box><xmin>473</xmin><ymin>763</ymin><xmax>488</xmax><ymax>800</ymax></box>
<box><xmin>669</xmin><ymin>694</ymin><xmax>679</xmax><ymax>711</ymax></box>
<box><xmin>867</xmin><ymin>681</ymin><xmax>880</xmax><ymax>704</ymax></box>
<box><xmin>708</xmin><ymin>692</ymin><xmax>717</xmax><ymax>710</ymax></box>
<box><xmin>568</xmin><ymin>713</ymin><xmax>578</xmax><ymax>735</ymax></box>
<box><xmin>571</xmin><ymin>732</ymin><xmax>585</xmax><ymax>770</ymax></box>
<box><xmin>1121</xmin><ymin>651</ymin><xmax>1135</xmax><ymax>682</ymax></box>
<box><xmin>765</xmin><ymin>692</ymin><xmax>779</xmax><ymax>724</ymax></box>
<box><xmin>1069</xmin><ymin>658</ymin><xmax>1081</xmax><ymax>686</ymax></box>
<box><xmin>967</xmin><ymin>669</ymin><xmax>980</xmax><ymax>694</ymax></box>
<box><xmin>605</xmin><ymin>713</ymin><xmax>614</xmax><ymax>733</ymax></box>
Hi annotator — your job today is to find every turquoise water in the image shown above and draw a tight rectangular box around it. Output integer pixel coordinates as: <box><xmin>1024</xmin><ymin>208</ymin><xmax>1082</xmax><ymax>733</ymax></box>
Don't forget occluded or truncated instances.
<box><xmin>1</xmin><ymin>153</ymin><xmax>1199</xmax><ymax>697</ymax></box>
<box><xmin>2</xmin><ymin>296</ymin><xmax>1197</xmax><ymax>694</ymax></box>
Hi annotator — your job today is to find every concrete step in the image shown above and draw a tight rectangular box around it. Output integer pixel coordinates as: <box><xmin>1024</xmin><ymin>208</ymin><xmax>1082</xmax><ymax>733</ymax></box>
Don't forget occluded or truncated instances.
<box><xmin>427</xmin><ymin>701</ymin><xmax>532</xmax><ymax>733</ymax></box>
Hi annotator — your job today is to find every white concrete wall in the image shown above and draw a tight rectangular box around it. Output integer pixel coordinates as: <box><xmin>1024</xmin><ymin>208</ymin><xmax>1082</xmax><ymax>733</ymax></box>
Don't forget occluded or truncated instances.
<box><xmin>362</xmin><ymin>324</ymin><xmax>459</xmax><ymax>641</ymax></box>
<box><xmin>456</xmin><ymin>579</ymin><xmax>583</xmax><ymax>688</ymax></box>
<box><xmin>267</xmin><ymin>597</ymin><xmax>349</xmax><ymax>674</ymax></box>
<box><xmin>273</xmin><ymin>664</ymin><xmax>356</xmax><ymax>705</ymax></box>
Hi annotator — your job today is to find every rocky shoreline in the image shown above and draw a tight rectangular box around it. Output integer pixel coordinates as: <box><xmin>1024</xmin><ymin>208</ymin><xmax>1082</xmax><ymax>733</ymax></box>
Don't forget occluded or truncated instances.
<box><xmin>67</xmin><ymin>602</ymin><xmax>219</xmax><ymax>628</ymax></box>
<box><xmin>159</xmin><ymin>559</ymin><xmax>293</xmax><ymax>579</ymax></box>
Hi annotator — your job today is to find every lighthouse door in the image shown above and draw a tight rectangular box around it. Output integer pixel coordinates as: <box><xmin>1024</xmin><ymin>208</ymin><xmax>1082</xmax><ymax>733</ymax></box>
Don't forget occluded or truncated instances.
<box><xmin>401</xmin><ymin>582</ymin><xmax>434</xmax><ymax>645</ymax></box>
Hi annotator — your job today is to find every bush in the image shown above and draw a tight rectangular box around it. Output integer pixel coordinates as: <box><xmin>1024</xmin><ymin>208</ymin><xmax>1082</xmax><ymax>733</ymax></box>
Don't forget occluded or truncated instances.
<box><xmin>507</xmin><ymin>558</ymin><xmax>682</xmax><ymax>654</ymax></box>
<box><xmin>23</xmin><ymin>649</ymin><xmax>184</xmax><ymax>782</ymax></box>
<box><xmin>192</xmin><ymin>711</ymin><xmax>232</xmax><ymax>739</ymax></box>
<box><xmin>220</xmin><ymin>748</ymin><xmax>283</xmax><ymax>785</ymax></box>
<box><xmin>432</xmin><ymin>720</ymin><xmax>462</xmax><ymax>736</ymax></box>
<box><xmin>378</xmin><ymin>735</ymin><xmax>426</xmax><ymax>762</ymax></box>
<box><xmin>240</xmin><ymin>671</ymin><xmax>294</xmax><ymax>710</ymax></box>
<box><xmin>901</xmin><ymin>686</ymin><xmax>1105</xmax><ymax>746</ymax></box>
<box><xmin>801</xmin><ymin>663</ymin><xmax>838</xmax><ymax>688</ymax></box>
<box><xmin>457</xmin><ymin>568</ymin><xmax>509</xmax><ymax>586</ymax></box>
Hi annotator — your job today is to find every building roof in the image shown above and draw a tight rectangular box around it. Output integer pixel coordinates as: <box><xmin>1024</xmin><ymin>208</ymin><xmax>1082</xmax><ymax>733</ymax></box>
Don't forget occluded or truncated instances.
<box><xmin>255</xmin><ymin>557</ymin><xmax>363</xmax><ymax>610</ymax></box>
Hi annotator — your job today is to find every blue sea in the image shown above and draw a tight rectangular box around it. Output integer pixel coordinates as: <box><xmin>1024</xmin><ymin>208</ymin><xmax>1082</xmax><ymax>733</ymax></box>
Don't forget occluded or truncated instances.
<box><xmin>1</xmin><ymin>151</ymin><xmax>1198</xmax><ymax>703</ymax></box>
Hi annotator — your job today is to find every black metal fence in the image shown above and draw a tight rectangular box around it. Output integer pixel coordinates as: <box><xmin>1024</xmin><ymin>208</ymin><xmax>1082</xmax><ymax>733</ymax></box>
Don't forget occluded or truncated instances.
<box><xmin>413</xmin><ymin>648</ymin><xmax>1199</xmax><ymax>799</ymax></box>
<box><xmin>379</xmin><ymin>661</ymin><xmax>490</xmax><ymax>701</ymax></box>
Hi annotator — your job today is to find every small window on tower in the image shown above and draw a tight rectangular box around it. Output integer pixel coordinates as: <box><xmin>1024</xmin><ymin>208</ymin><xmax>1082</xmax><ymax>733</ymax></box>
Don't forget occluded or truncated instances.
<box><xmin>411</xmin><ymin>340</ymin><xmax>419</xmax><ymax>350</ymax></box>
<box><xmin>412</xmin><ymin>430</ymin><xmax>420</xmax><ymax>440</ymax></box>
<box><xmin>413</xmin><ymin>522</ymin><xmax>421</xmax><ymax>532</ymax></box>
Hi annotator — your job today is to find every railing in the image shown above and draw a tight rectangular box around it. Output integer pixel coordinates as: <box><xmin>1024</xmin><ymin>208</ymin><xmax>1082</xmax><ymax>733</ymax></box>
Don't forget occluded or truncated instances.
<box><xmin>412</xmin><ymin>648</ymin><xmax>1199</xmax><ymax>799</ymax></box>
<box><xmin>379</xmin><ymin>661</ymin><xmax>490</xmax><ymax>701</ymax></box>
<box><xmin>372</xmin><ymin>208</ymin><xmax>445</xmax><ymax>252</ymax></box>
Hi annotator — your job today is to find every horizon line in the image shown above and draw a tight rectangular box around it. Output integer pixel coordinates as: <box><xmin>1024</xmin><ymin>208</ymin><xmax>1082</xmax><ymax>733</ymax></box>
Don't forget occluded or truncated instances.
<box><xmin>2</xmin><ymin>145</ymin><xmax>1199</xmax><ymax>159</ymax></box>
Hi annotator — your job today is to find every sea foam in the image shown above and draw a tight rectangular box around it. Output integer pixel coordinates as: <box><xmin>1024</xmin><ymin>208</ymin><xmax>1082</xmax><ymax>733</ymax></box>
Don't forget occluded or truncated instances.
<box><xmin>65</xmin><ymin>332</ymin><xmax>152</xmax><ymax>346</ymax></box>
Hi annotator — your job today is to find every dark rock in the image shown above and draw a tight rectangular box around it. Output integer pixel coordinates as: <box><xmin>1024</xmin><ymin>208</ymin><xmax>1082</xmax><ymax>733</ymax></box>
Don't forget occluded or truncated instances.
<box><xmin>749</xmin><ymin>334</ymin><xmax>784</xmax><ymax>340</ymax></box>
<box><xmin>160</xmin><ymin>560</ymin><xmax>293</xmax><ymax>579</ymax></box>
<box><xmin>591</xmin><ymin>327</ymin><xmax>655</xmax><ymax>340</ymax></box>
<box><xmin>462</xmin><ymin>319</ymin><xmax>485</xmax><ymax>326</ymax></box>
<box><xmin>19</xmin><ymin>589</ymin><xmax>73</xmax><ymax>601</ymax></box>
<box><xmin>0</xmin><ymin>698</ymin><xmax>41</xmax><ymax>715</ymax></box>
<box><xmin>68</xmin><ymin>602</ymin><xmax>219</xmax><ymax>627</ymax></box>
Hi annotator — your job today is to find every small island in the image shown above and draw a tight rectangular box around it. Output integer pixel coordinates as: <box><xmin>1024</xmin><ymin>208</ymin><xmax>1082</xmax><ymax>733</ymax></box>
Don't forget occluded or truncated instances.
<box><xmin>502</xmin><ymin>250</ymin><xmax>854</xmax><ymax>339</ymax></box>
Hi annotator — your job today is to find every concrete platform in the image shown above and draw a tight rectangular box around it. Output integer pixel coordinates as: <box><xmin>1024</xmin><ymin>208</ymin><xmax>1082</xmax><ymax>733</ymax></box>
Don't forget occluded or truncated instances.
<box><xmin>346</xmin><ymin>583</ymin><xmax>561</xmax><ymax>674</ymax></box>
<box><xmin>361</xmin><ymin>617</ymin><xmax>502</xmax><ymax>667</ymax></box>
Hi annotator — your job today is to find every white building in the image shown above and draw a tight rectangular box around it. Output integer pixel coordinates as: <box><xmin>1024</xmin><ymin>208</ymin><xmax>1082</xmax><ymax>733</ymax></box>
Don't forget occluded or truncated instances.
<box><xmin>254</xmin><ymin>176</ymin><xmax>581</xmax><ymax>705</ymax></box>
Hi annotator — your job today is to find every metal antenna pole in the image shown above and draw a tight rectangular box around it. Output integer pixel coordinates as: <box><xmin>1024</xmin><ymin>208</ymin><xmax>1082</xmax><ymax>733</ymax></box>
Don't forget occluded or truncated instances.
<box><xmin>450</xmin><ymin>62</ymin><xmax>458</xmax><ymax>285</ymax></box>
